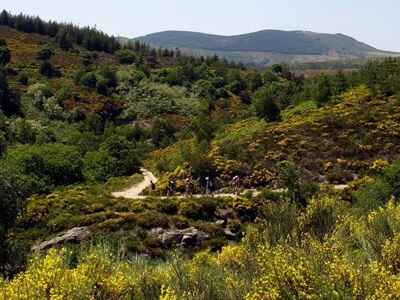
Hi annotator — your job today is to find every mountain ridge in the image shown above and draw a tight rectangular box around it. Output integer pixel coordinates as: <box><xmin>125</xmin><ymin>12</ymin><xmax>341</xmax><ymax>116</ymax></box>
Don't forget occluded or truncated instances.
<box><xmin>133</xmin><ymin>29</ymin><xmax>399</xmax><ymax>66</ymax></box>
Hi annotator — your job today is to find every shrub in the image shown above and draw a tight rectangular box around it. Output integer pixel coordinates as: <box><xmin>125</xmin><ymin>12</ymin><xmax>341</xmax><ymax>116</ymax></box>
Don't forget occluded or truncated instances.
<box><xmin>0</xmin><ymin>164</ymin><xmax>29</xmax><ymax>271</ymax></box>
<box><xmin>80</xmin><ymin>52</ymin><xmax>97</xmax><ymax>66</ymax></box>
<box><xmin>17</xmin><ymin>73</ymin><xmax>28</xmax><ymax>85</ymax></box>
<box><xmin>80</xmin><ymin>72</ymin><xmax>97</xmax><ymax>88</ymax></box>
<box><xmin>83</xmin><ymin>136</ymin><xmax>141</xmax><ymax>182</ymax></box>
<box><xmin>252</xmin><ymin>83</ymin><xmax>283</xmax><ymax>122</ymax></box>
<box><xmin>36</xmin><ymin>45</ymin><xmax>54</xmax><ymax>60</ymax></box>
<box><xmin>116</xmin><ymin>49</ymin><xmax>137</xmax><ymax>65</ymax></box>
<box><xmin>299</xmin><ymin>196</ymin><xmax>347</xmax><ymax>241</ymax></box>
<box><xmin>260</xmin><ymin>188</ymin><xmax>282</xmax><ymax>202</ymax></box>
<box><xmin>83</xmin><ymin>150</ymin><xmax>118</xmax><ymax>182</ymax></box>
<box><xmin>4</xmin><ymin>143</ymin><xmax>83</xmax><ymax>193</ymax></box>
<box><xmin>0</xmin><ymin>45</ymin><xmax>10</xmax><ymax>65</ymax></box>
<box><xmin>179</xmin><ymin>201</ymin><xmax>203</xmax><ymax>220</ymax></box>
<box><xmin>135</xmin><ymin>211</ymin><xmax>169</xmax><ymax>229</ymax></box>
<box><xmin>40</xmin><ymin>61</ymin><xmax>61</xmax><ymax>78</ymax></box>
<box><xmin>258</xmin><ymin>200</ymin><xmax>299</xmax><ymax>246</ymax></box>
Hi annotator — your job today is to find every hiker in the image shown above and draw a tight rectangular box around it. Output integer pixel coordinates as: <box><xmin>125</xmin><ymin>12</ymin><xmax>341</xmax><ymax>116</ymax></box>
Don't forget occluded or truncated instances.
<box><xmin>205</xmin><ymin>176</ymin><xmax>214</xmax><ymax>195</ymax></box>
<box><xmin>167</xmin><ymin>180</ymin><xmax>175</xmax><ymax>197</ymax></box>
<box><xmin>205</xmin><ymin>177</ymin><xmax>210</xmax><ymax>194</ymax></box>
<box><xmin>150</xmin><ymin>181</ymin><xmax>156</xmax><ymax>193</ymax></box>
<box><xmin>185</xmin><ymin>176</ymin><xmax>193</xmax><ymax>197</ymax></box>
<box><xmin>231</xmin><ymin>175</ymin><xmax>240</xmax><ymax>195</ymax></box>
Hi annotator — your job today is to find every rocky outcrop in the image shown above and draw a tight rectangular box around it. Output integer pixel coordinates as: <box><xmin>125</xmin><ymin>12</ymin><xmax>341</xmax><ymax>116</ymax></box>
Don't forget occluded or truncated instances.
<box><xmin>32</xmin><ymin>227</ymin><xmax>91</xmax><ymax>251</ymax></box>
<box><xmin>216</xmin><ymin>208</ymin><xmax>237</xmax><ymax>220</ymax></box>
<box><xmin>151</xmin><ymin>227</ymin><xmax>209</xmax><ymax>248</ymax></box>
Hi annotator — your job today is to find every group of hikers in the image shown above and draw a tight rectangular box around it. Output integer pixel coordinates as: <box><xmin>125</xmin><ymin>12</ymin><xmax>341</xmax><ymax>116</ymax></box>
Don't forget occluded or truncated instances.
<box><xmin>161</xmin><ymin>174</ymin><xmax>241</xmax><ymax>197</ymax></box>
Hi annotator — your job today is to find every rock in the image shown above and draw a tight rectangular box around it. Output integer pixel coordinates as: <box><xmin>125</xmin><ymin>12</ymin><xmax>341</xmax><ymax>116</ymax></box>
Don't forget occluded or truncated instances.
<box><xmin>215</xmin><ymin>220</ymin><xmax>225</xmax><ymax>226</ymax></box>
<box><xmin>254</xmin><ymin>217</ymin><xmax>263</xmax><ymax>223</ymax></box>
<box><xmin>150</xmin><ymin>227</ymin><xmax>164</xmax><ymax>235</ymax></box>
<box><xmin>181</xmin><ymin>234</ymin><xmax>197</xmax><ymax>248</ymax></box>
<box><xmin>224</xmin><ymin>228</ymin><xmax>237</xmax><ymax>239</ymax></box>
<box><xmin>333</xmin><ymin>184</ymin><xmax>349</xmax><ymax>191</ymax></box>
<box><xmin>32</xmin><ymin>227</ymin><xmax>91</xmax><ymax>251</ymax></box>
<box><xmin>151</xmin><ymin>227</ymin><xmax>209</xmax><ymax>248</ymax></box>
<box><xmin>216</xmin><ymin>208</ymin><xmax>236</xmax><ymax>220</ymax></box>
<box><xmin>161</xmin><ymin>230</ymin><xmax>184</xmax><ymax>246</ymax></box>
<box><xmin>180</xmin><ymin>228</ymin><xmax>209</xmax><ymax>248</ymax></box>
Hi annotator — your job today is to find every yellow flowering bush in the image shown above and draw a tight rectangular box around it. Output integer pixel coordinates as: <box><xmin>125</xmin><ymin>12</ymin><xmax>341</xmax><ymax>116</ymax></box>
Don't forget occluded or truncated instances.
<box><xmin>382</xmin><ymin>233</ymin><xmax>400</xmax><ymax>273</ymax></box>
<box><xmin>4</xmin><ymin>195</ymin><xmax>400</xmax><ymax>299</ymax></box>
<box><xmin>245</xmin><ymin>245</ymin><xmax>328</xmax><ymax>300</ymax></box>
<box><xmin>299</xmin><ymin>196</ymin><xmax>348</xmax><ymax>240</ymax></box>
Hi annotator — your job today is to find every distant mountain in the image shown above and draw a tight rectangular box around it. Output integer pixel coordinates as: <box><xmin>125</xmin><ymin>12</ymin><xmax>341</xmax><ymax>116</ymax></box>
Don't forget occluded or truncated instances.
<box><xmin>134</xmin><ymin>30</ymin><xmax>399</xmax><ymax>66</ymax></box>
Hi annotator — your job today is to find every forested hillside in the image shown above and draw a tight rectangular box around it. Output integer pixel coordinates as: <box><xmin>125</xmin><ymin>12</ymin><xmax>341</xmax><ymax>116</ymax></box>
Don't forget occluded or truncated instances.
<box><xmin>2</xmin><ymin>10</ymin><xmax>400</xmax><ymax>299</ymax></box>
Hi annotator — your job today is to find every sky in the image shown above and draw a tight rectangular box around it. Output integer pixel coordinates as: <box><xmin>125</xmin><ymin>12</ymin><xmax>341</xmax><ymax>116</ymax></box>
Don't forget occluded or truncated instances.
<box><xmin>2</xmin><ymin>0</ymin><xmax>399</xmax><ymax>51</ymax></box>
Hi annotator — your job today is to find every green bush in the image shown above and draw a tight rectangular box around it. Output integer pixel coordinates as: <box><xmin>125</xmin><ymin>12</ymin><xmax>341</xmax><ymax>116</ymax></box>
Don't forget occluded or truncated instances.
<box><xmin>80</xmin><ymin>72</ymin><xmax>97</xmax><ymax>88</ymax></box>
<box><xmin>0</xmin><ymin>163</ymin><xmax>29</xmax><ymax>271</ymax></box>
<box><xmin>83</xmin><ymin>136</ymin><xmax>141</xmax><ymax>182</ymax></box>
<box><xmin>0</xmin><ymin>45</ymin><xmax>10</xmax><ymax>65</ymax></box>
<box><xmin>40</xmin><ymin>61</ymin><xmax>61</xmax><ymax>78</ymax></box>
<box><xmin>299</xmin><ymin>197</ymin><xmax>347</xmax><ymax>241</ymax></box>
<box><xmin>260</xmin><ymin>188</ymin><xmax>282</xmax><ymax>202</ymax></box>
<box><xmin>3</xmin><ymin>143</ymin><xmax>83</xmax><ymax>193</ymax></box>
<box><xmin>36</xmin><ymin>45</ymin><xmax>54</xmax><ymax>60</ymax></box>
<box><xmin>355</xmin><ymin>160</ymin><xmax>400</xmax><ymax>212</ymax></box>
<box><xmin>115</xmin><ymin>49</ymin><xmax>137</xmax><ymax>65</ymax></box>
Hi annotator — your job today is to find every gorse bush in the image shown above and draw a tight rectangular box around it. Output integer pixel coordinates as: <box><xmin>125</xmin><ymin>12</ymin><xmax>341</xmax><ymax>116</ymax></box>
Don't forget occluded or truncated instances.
<box><xmin>355</xmin><ymin>159</ymin><xmax>400</xmax><ymax>212</ymax></box>
<box><xmin>3</xmin><ymin>198</ymin><xmax>400</xmax><ymax>299</ymax></box>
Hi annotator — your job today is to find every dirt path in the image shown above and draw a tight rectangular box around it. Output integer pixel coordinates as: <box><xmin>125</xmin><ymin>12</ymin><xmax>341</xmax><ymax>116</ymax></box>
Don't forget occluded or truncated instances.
<box><xmin>112</xmin><ymin>169</ymin><xmax>349</xmax><ymax>200</ymax></box>
<box><xmin>111</xmin><ymin>168</ymin><xmax>255</xmax><ymax>199</ymax></box>
<box><xmin>112</xmin><ymin>168</ymin><xmax>158</xmax><ymax>199</ymax></box>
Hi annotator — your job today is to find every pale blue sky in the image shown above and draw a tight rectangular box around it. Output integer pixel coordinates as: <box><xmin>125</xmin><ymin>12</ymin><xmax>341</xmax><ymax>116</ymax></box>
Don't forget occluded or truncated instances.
<box><xmin>2</xmin><ymin>0</ymin><xmax>399</xmax><ymax>51</ymax></box>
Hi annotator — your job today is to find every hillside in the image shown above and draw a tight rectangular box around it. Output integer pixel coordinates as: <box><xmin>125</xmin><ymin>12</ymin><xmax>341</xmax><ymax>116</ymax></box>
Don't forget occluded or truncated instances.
<box><xmin>149</xmin><ymin>86</ymin><xmax>400</xmax><ymax>192</ymax></box>
<box><xmin>135</xmin><ymin>30</ymin><xmax>399</xmax><ymax>66</ymax></box>
<box><xmin>3</xmin><ymin>10</ymin><xmax>400</xmax><ymax>299</ymax></box>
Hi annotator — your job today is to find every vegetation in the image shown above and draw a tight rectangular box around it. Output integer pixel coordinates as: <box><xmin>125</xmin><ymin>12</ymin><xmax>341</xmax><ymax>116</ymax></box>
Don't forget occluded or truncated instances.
<box><xmin>3</xmin><ymin>177</ymin><xmax>400</xmax><ymax>299</ymax></box>
<box><xmin>1</xmin><ymin>10</ymin><xmax>400</xmax><ymax>299</ymax></box>
<box><xmin>136</xmin><ymin>30</ymin><xmax>396</xmax><ymax>66</ymax></box>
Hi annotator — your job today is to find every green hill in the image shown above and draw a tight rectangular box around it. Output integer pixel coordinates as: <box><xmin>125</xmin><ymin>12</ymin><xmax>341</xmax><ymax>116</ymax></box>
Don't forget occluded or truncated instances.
<box><xmin>135</xmin><ymin>30</ymin><xmax>399</xmax><ymax>66</ymax></box>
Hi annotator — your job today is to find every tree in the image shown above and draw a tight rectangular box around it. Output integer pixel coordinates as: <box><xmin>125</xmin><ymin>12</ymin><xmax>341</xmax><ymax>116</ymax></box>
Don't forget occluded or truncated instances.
<box><xmin>80</xmin><ymin>72</ymin><xmax>97</xmax><ymax>88</ymax></box>
<box><xmin>252</xmin><ymin>85</ymin><xmax>281</xmax><ymax>122</ymax></box>
<box><xmin>0</xmin><ymin>40</ymin><xmax>11</xmax><ymax>65</ymax></box>
<box><xmin>11</xmin><ymin>118</ymin><xmax>36</xmax><ymax>144</ymax></box>
<box><xmin>56</xmin><ymin>28</ymin><xmax>73</xmax><ymax>51</ymax></box>
<box><xmin>0</xmin><ymin>67</ymin><xmax>19</xmax><ymax>115</ymax></box>
<box><xmin>0</xmin><ymin>164</ymin><xmax>28</xmax><ymax>273</ymax></box>
<box><xmin>4</xmin><ymin>143</ymin><xmax>83</xmax><ymax>193</ymax></box>
<box><xmin>80</xmin><ymin>52</ymin><xmax>97</xmax><ymax>66</ymax></box>
<box><xmin>0</xmin><ymin>131</ymin><xmax>6</xmax><ymax>156</ymax></box>
<box><xmin>116</xmin><ymin>49</ymin><xmax>137</xmax><ymax>65</ymax></box>
<box><xmin>151</xmin><ymin>118</ymin><xmax>176</xmax><ymax>147</ymax></box>
<box><xmin>279</xmin><ymin>160</ymin><xmax>304</xmax><ymax>205</ymax></box>
<box><xmin>83</xmin><ymin>136</ymin><xmax>141</xmax><ymax>182</ymax></box>
<box><xmin>40</xmin><ymin>61</ymin><xmax>61</xmax><ymax>78</ymax></box>
<box><xmin>0</xmin><ymin>10</ymin><xmax>10</xmax><ymax>26</ymax></box>
<box><xmin>36</xmin><ymin>45</ymin><xmax>54</xmax><ymax>60</ymax></box>
<box><xmin>191</xmin><ymin>113</ymin><xmax>215</xmax><ymax>144</ymax></box>
<box><xmin>312</xmin><ymin>74</ymin><xmax>333</xmax><ymax>106</ymax></box>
